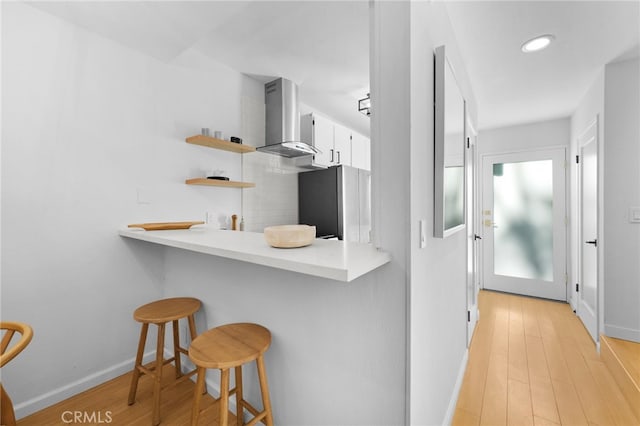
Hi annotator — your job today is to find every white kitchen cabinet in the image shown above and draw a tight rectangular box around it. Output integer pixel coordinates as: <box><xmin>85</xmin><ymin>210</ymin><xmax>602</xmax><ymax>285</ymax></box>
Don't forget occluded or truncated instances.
<box><xmin>350</xmin><ymin>131</ymin><xmax>370</xmax><ymax>171</ymax></box>
<box><xmin>301</xmin><ymin>113</ymin><xmax>369</xmax><ymax>169</ymax></box>
<box><xmin>301</xmin><ymin>113</ymin><xmax>334</xmax><ymax>167</ymax></box>
<box><xmin>333</xmin><ymin>123</ymin><xmax>352</xmax><ymax>166</ymax></box>
<box><xmin>301</xmin><ymin>113</ymin><xmax>347</xmax><ymax>167</ymax></box>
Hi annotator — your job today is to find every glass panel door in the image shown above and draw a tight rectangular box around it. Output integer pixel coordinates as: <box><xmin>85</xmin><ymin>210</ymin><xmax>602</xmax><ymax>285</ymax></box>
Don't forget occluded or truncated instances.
<box><xmin>482</xmin><ymin>149</ymin><xmax>566</xmax><ymax>301</ymax></box>
<box><xmin>493</xmin><ymin>160</ymin><xmax>553</xmax><ymax>282</ymax></box>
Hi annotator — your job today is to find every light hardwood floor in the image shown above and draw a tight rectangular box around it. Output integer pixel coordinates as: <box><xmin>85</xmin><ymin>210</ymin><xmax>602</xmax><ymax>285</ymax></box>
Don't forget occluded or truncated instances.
<box><xmin>14</xmin><ymin>290</ymin><xmax>639</xmax><ymax>425</ymax></box>
<box><xmin>17</xmin><ymin>364</ymin><xmax>235</xmax><ymax>425</ymax></box>
<box><xmin>601</xmin><ymin>334</ymin><xmax>640</xmax><ymax>422</ymax></box>
<box><xmin>603</xmin><ymin>335</ymin><xmax>640</xmax><ymax>387</ymax></box>
<box><xmin>453</xmin><ymin>290</ymin><xmax>640</xmax><ymax>426</ymax></box>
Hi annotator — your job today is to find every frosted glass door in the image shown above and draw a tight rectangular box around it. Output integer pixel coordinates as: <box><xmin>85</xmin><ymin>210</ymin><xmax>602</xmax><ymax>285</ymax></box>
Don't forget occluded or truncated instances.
<box><xmin>493</xmin><ymin>160</ymin><xmax>553</xmax><ymax>281</ymax></box>
<box><xmin>482</xmin><ymin>149</ymin><xmax>566</xmax><ymax>301</ymax></box>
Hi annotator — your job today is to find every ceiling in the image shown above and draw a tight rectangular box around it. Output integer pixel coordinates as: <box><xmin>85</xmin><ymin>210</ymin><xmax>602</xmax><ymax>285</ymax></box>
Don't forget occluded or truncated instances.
<box><xmin>445</xmin><ymin>1</ymin><xmax>640</xmax><ymax>130</ymax></box>
<box><xmin>26</xmin><ymin>1</ymin><xmax>640</xmax><ymax>134</ymax></box>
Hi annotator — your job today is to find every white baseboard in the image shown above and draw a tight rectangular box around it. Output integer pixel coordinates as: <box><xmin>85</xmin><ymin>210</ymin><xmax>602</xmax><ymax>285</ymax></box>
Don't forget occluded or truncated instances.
<box><xmin>16</xmin><ymin>348</ymin><xmax>241</xmax><ymax>421</ymax></box>
<box><xmin>604</xmin><ymin>324</ymin><xmax>640</xmax><ymax>342</ymax></box>
<box><xmin>442</xmin><ymin>348</ymin><xmax>469</xmax><ymax>426</ymax></box>
<box><xmin>15</xmin><ymin>351</ymin><xmax>157</xmax><ymax>420</ymax></box>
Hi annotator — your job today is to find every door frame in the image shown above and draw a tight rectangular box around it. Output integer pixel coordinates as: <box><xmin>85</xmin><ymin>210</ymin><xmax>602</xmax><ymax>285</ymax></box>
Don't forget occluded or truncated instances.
<box><xmin>466</xmin><ymin>118</ymin><xmax>479</xmax><ymax>346</ymax></box>
<box><xmin>576</xmin><ymin>116</ymin><xmax>600</xmax><ymax>344</ymax></box>
<box><xmin>479</xmin><ymin>145</ymin><xmax>569</xmax><ymax>301</ymax></box>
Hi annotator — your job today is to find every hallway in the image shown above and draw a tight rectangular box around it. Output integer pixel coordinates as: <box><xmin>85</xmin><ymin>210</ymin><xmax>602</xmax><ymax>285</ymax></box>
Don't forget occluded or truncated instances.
<box><xmin>453</xmin><ymin>290</ymin><xmax>639</xmax><ymax>426</ymax></box>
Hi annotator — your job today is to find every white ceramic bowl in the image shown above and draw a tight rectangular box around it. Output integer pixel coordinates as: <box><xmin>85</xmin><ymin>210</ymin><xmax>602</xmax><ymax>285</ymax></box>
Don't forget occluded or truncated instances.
<box><xmin>263</xmin><ymin>225</ymin><xmax>316</xmax><ymax>248</ymax></box>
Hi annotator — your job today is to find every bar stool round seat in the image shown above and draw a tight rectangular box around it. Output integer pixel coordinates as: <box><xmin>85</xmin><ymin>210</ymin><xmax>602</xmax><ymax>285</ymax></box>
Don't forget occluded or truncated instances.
<box><xmin>134</xmin><ymin>297</ymin><xmax>201</xmax><ymax>323</ymax></box>
<box><xmin>189</xmin><ymin>323</ymin><xmax>273</xmax><ymax>426</ymax></box>
<box><xmin>128</xmin><ymin>297</ymin><xmax>202</xmax><ymax>426</ymax></box>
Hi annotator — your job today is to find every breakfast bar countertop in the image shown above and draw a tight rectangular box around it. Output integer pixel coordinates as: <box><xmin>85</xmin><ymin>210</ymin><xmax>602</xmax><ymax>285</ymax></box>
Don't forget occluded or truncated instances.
<box><xmin>119</xmin><ymin>227</ymin><xmax>390</xmax><ymax>282</ymax></box>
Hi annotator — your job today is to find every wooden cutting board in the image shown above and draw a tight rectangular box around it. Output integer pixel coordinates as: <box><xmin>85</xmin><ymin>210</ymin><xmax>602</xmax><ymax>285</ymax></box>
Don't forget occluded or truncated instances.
<box><xmin>127</xmin><ymin>221</ymin><xmax>205</xmax><ymax>231</ymax></box>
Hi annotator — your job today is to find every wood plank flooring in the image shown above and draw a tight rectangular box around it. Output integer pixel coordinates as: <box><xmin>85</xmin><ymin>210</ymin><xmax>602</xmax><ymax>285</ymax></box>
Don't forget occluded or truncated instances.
<box><xmin>602</xmin><ymin>335</ymin><xmax>640</xmax><ymax>388</ymax></box>
<box><xmin>17</xmin><ymin>364</ymin><xmax>235</xmax><ymax>425</ymax></box>
<box><xmin>13</xmin><ymin>290</ymin><xmax>639</xmax><ymax>425</ymax></box>
<box><xmin>601</xmin><ymin>334</ymin><xmax>640</xmax><ymax>422</ymax></box>
<box><xmin>453</xmin><ymin>290</ymin><xmax>640</xmax><ymax>426</ymax></box>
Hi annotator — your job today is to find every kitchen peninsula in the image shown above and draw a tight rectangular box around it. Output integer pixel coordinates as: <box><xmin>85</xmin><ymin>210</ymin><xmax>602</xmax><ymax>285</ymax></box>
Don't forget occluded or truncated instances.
<box><xmin>119</xmin><ymin>228</ymin><xmax>390</xmax><ymax>282</ymax></box>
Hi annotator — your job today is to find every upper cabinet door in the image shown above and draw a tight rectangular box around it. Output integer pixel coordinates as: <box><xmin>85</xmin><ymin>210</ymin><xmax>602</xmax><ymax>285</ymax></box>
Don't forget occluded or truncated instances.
<box><xmin>333</xmin><ymin>123</ymin><xmax>352</xmax><ymax>166</ymax></box>
<box><xmin>311</xmin><ymin>114</ymin><xmax>334</xmax><ymax>167</ymax></box>
<box><xmin>350</xmin><ymin>131</ymin><xmax>370</xmax><ymax>171</ymax></box>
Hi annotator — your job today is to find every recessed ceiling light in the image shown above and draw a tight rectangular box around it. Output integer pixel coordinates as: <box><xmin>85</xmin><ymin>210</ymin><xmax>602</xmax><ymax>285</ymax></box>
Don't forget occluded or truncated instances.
<box><xmin>521</xmin><ymin>34</ymin><xmax>555</xmax><ymax>53</ymax></box>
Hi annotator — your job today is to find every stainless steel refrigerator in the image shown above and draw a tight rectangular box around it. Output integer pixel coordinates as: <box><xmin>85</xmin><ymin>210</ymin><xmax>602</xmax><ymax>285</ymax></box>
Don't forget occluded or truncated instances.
<box><xmin>298</xmin><ymin>165</ymin><xmax>371</xmax><ymax>243</ymax></box>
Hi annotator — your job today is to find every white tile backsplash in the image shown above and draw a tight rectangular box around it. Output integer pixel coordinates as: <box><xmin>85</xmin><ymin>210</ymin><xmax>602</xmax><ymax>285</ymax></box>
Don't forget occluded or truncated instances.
<box><xmin>242</xmin><ymin>152</ymin><xmax>299</xmax><ymax>232</ymax></box>
<box><xmin>241</xmin><ymin>96</ymin><xmax>299</xmax><ymax>232</ymax></box>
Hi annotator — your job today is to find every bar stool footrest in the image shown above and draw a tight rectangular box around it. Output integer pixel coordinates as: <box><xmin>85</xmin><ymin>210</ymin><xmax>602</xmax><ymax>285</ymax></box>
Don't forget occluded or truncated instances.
<box><xmin>241</xmin><ymin>400</ymin><xmax>267</xmax><ymax>426</ymax></box>
<box><xmin>137</xmin><ymin>356</ymin><xmax>176</xmax><ymax>377</ymax></box>
<box><xmin>173</xmin><ymin>368</ymin><xmax>198</xmax><ymax>386</ymax></box>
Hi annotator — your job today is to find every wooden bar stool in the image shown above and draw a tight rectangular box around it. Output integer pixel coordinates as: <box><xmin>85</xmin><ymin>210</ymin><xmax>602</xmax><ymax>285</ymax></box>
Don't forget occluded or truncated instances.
<box><xmin>189</xmin><ymin>323</ymin><xmax>273</xmax><ymax>426</ymax></box>
<box><xmin>128</xmin><ymin>297</ymin><xmax>202</xmax><ymax>425</ymax></box>
<box><xmin>1</xmin><ymin>321</ymin><xmax>33</xmax><ymax>426</ymax></box>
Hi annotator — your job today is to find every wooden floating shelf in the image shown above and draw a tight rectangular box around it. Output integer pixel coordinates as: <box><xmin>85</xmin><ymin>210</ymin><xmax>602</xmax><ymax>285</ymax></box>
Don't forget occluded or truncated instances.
<box><xmin>185</xmin><ymin>178</ymin><xmax>255</xmax><ymax>188</ymax></box>
<box><xmin>186</xmin><ymin>135</ymin><xmax>255</xmax><ymax>154</ymax></box>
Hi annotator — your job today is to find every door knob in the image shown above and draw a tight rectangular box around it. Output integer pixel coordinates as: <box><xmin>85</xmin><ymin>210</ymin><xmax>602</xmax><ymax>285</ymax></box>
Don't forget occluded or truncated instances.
<box><xmin>474</xmin><ymin>234</ymin><xmax>482</xmax><ymax>241</ymax></box>
<box><xmin>585</xmin><ymin>239</ymin><xmax>598</xmax><ymax>247</ymax></box>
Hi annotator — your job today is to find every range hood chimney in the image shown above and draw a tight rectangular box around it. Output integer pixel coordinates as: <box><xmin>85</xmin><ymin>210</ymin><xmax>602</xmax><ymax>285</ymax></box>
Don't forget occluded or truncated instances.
<box><xmin>257</xmin><ymin>78</ymin><xmax>319</xmax><ymax>158</ymax></box>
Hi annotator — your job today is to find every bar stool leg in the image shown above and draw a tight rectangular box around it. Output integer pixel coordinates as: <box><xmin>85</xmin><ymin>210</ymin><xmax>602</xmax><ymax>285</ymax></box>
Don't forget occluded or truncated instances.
<box><xmin>219</xmin><ymin>369</ymin><xmax>230</xmax><ymax>426</ymax></box>
<box><xmin>152</xmin><ymin>323</ymin><xmax>165</xmax><ymax>426</ymax></box>
<box><xmin>187</xmin><ymin>314</ymin><xmax>207</xmax><ymax>395</ymax></box>
<box><xmin>128</xmin><ymin>323</ymin><xmax>149</xmax><ymax>405</ymax></box>
<box><xmin>191</xmin><ymin>367</ymin><xmax>206</xmax><ymax>426</ymax></box>
<box><xmin>187</xmin><ymin>314</ymin><xmax>197</xmax><ymax>340</ymax></box>
<box><xmin>1</xmin><ymin>383</ymin><xmax>16</xmax><ymax>426</ymax></box>
<box><xmin>172</xmin><ymin>319</ymin><xmax>182</xmax><ymax>379</ymax></box>
<box><xmin>256</xmin><ymin>355</ymin><xmax>274</xmax><ymax>426</ymax></box>
<box><xmin>234</xmin><ymin>366</ymin><xmax>244</xmax><ymax>426</ymax></box>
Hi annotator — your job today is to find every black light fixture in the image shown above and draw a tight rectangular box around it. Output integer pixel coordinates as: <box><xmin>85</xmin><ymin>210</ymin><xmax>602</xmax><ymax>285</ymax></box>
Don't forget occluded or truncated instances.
<box><xmin>358</xmin><ymin>93</ymin><xmax>371</xmax><ymax>116</ymax></box>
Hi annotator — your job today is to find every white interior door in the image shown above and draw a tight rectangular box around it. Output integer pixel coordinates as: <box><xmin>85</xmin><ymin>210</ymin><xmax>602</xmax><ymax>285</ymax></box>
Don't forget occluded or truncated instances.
<box><xmin>482</xmin><ymin>148</ymin><xmax>567</xmax><ymax>301</ymax></box>
<box><xmin>577</xmin><ymin>119</ymin><xmax>599</xmax><ymax>342</ymax></box>
<box><xmin>466</xmin><ymin>127</ymin><xmax>478</xmax><ymax>345</ymax></box>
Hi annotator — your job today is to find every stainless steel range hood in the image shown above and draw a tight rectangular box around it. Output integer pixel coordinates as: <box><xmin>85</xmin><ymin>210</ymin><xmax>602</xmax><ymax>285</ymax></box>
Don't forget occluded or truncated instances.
<box><xmin>257</xmin><ymin>78</ymin><xmax>320</xmax><ymax>158</ymax></box>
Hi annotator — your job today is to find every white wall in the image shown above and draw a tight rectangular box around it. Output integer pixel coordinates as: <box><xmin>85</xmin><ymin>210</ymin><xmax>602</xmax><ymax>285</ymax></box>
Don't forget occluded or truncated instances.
<box><xmin>479</xmin><ymin>117</ymin><xmax>570</xmax><ymax>155</ymax></box>
<box><xmin>406</xmin><ymin>2</ymin><xmax>477</xmax><ymax>424</ymax></box>
<box><xmin>569</xmin><ymin>57</ymin><xmax>640</xmax><ymax>343</ymax></box>
<box><xmin>161</xmin><ymin>247</ymin><xmax>406</xmax><ymax>425</ymax></box>
<box><xmin>1</xmin><ymin>2</ymin><xmax>258</xmax><ymax>416</ymax></box>
<box><xmin>603</xmin><ymin>57</ymin><xmax>640</xmax><ymax>342</ymax></box>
